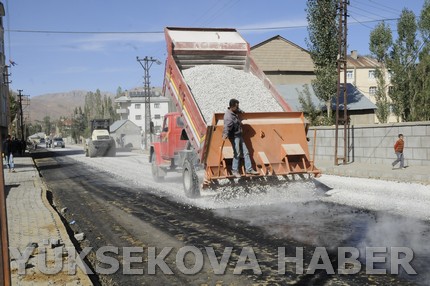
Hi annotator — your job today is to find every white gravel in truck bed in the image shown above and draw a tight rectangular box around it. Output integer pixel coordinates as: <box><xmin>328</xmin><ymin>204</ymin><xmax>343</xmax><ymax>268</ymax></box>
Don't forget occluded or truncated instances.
<box><xmin>182</xmin><ymin>65</ymin><xmax>284</xmax><ymax>123</ymax></box>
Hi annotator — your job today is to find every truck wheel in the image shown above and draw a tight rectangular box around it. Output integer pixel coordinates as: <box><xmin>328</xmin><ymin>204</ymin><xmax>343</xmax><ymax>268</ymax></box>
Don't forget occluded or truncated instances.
<box><xmin>182</xmin><ymin>159</ymin><xmax>200</xmax><ymax>198</ymax></box>
<box><xmin>108</xmin><ymin>145</ymin><xmax>116</xmax><ymax>157</ymax></box>
<box><xmin>151</xmin><ymin>154</ymin><xmax>165</xmax><ymax>182</ymax></box>
<box><xmin>88</xmin><ymin>141</ymin><xmax>96</xmax><ymax>158</ymax></box>
<box><xmin>108</xmin><ymin>139</ymin><xmax>116</xmax><ymax>157</ymax></box>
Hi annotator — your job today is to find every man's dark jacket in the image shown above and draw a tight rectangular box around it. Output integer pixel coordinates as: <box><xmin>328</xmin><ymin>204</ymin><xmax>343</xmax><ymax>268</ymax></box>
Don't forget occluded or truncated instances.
<box><xmin>223</xmin><ymin>108</ymin><xmax>242</xmax><ymax>139</ymax></box>
<box><xmin>2</xmin><ymin>139</ymin><xmax>16</xmax><ymax>156</ymax></box>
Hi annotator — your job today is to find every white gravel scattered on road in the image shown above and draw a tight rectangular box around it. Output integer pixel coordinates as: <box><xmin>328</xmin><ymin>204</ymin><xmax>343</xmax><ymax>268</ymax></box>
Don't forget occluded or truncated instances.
<box><xmin>317</xmin><ymin>175</ymin><xmax>430</xmax><ymax>221</ymax></box>
<box><xmin>66</xmin><ymin>146</ymin><xmax>430</xmax><ymax>221</ymax></box>
<box><xmin>182</xmin><ymin>65</ymin><xmax>284</xmax><ymax>123</ymax></box>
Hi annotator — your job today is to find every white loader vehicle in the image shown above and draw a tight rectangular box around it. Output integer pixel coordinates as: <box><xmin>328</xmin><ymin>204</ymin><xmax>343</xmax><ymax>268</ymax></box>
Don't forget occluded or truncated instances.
<box><xmin>84</xmin><ymin>119</ymin><xmax>116</xmax><ymax>157</ymax></box>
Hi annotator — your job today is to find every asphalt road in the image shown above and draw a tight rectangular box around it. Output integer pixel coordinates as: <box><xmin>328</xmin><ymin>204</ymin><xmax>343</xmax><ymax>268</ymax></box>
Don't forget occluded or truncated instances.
<box><xmin>30</xmin><ymin>146</ymin><xmax>427</xmax><ymax>285</ymax></box>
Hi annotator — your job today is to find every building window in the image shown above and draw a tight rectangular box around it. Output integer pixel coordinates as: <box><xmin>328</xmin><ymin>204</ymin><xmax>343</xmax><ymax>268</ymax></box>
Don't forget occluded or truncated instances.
<box><xmin>135</xmin><ymin>104</ymin><xmax>141</xmax><ymax>109</ymax></box>
<box><xmin>346</xmin><ymin>70</ymin><xmax>353</xmax><ymax>79</ymax></box>
<box><xmin>388</xmin><ymin>70</ymin><xmax>393</xmax><ymax>79</ymax></box>
<box><xmin>369</xmin><ymin>86</ymin><xmax>377</xmax><ymax>95</ymax></box>
<box><xmin>368</xmin><ymin>70</ymin><xmax>375</xmax><ymax>79</ymax></box>
<box><xmin>154</xmin><ymin>103</ymin><xmax>160</xmax><ymax>108</ymax></box>
<box><xmin>154</xmin><ymin>114</ymin><xmax>161</xmax><ymax>119</ymax></box>
<box><xmin>135</xmin><ymin>115</ymin><xmax>142</xmax><ymax>120</ymax></box>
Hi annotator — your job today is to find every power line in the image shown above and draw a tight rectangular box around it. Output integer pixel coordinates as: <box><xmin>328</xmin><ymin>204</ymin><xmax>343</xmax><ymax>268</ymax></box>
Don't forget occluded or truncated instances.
<box><xmin>349</xmin><ymin>3</ymin><xmax>393</xmax><ymax>20</ymax></box>
<box><xmin>348</xmin><ymin>8</ymin><xmax>379</xmax><ymax>22</ymax></box>
<box><xmin>368</xmin><ymin>0</ymin><xmax>403</xmax><ymax>15</ymax></box>
<box><xmin>349</xmin><ymin>15</ymin><xmax>374</xmax><ymax>30</ymax></box>
<box><xmin>191</xmin><ymin>1</ymin><xmax>224</xmax><ymax>26</ymax></box>
<box><xmin>200</xmin><ymin>0</ymin><xmax>241</xmax><ymax>27</ymax></box>
<box><xmin>5</xmin><ymin>29</ymin><xmax>163</xmax><ymax>34</ymax></box>
<box><xmin>5</xmin><ymin>18</ymin><xmax>400</xmax><ymax>35</ymax></box>
<box><xmin>353</xmin><ymin>0</ymin><xmax>401</xmax><ymax>17</ymax></box>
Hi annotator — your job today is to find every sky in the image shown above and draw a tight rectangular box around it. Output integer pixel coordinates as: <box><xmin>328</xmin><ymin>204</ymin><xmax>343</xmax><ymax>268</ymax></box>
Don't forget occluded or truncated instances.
<box><xmin>3</xmin><ymin>0</ymin><xmax>426</xmax><ymax>97</ymax></box>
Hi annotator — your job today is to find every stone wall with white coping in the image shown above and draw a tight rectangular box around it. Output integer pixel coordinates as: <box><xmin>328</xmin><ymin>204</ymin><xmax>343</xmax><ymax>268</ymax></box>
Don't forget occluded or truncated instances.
<box><xmin>308</xmin><ymin>121</ymin><xmax>430</xmax><ymax>166</ymax></box>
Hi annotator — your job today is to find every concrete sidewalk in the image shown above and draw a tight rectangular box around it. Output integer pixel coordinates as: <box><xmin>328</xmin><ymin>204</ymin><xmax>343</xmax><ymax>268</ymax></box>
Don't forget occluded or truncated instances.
<box><xmin>3</xmin><ymin>155</ymin><xmax>93</xmax><ymax>285</ymax></box>
<box><xmin>317</xmin><ymin>159</ymin><xmax>430</xmax><ymax>185</ymax></box>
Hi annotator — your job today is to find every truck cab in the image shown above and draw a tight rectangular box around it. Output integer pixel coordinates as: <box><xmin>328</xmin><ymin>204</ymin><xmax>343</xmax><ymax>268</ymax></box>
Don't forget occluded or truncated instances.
<box><xmin>150</xmin><ymin>112</ymin><xmax>188</xmax><ymax>180</ymax></box>
<box><xmin>159</xmin><ymin>112</ymin><xmax>187</xmax><ymax>160</ymax></box>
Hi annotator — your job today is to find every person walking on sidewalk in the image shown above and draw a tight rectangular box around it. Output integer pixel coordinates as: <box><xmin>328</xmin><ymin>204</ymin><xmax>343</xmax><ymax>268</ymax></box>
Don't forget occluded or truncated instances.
<box><xmin>222</xmin><ymin>98</ymin><xmax>259</xmax><ymax>177</ymax></box>
<box><xmin>2</xmin><ymin>134</ymin><xmax>16</xmax><ymax>172</ymax></box>
<box><xmin>392</xmin><ymin>134</ymin><xmax>405</xmax><ymax>169</ymax></box>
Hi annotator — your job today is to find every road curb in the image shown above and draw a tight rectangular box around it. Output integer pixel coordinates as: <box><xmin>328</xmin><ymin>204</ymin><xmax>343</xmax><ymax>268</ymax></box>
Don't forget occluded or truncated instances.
<box><xmin>10</xmin><ymin>156</ymin><xmax>94</xmax><ymax>285</ymax></box>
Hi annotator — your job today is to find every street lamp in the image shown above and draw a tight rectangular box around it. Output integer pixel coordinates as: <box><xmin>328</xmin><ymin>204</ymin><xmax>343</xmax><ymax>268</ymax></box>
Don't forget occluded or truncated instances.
<box><xmin>136</xmin><ymin>56</ymin><xmax>162</xmax><ymax>150</ymax></box>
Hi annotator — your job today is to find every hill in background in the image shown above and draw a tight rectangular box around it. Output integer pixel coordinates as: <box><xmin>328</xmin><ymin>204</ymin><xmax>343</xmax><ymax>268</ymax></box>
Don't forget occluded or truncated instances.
<box><xmin>29</xmin><ymin>90</ymin><xmax>115</xmax><ymax>123</ymax></box>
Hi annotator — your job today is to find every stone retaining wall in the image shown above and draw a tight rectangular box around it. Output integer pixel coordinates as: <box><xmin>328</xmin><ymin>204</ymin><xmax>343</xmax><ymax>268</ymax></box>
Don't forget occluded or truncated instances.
<box><xmin>308</xmin><ymin>121</ymin><xmax>430</xmax><ymax>166</ymax></box>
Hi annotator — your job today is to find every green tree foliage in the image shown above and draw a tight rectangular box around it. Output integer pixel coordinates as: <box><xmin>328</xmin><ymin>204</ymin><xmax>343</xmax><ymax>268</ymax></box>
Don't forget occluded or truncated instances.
<box><xmin>83</xmin><ymin>89</ymin><xmax>118</xmax><ymax>130</ymax></box>
<box><xmin>298</xmin><ymin>84</ymin><xmax>319</xmax><ymax>125</ymax></box>
<box><xmin>306</xmin><ymin>0</ymin><xmax>338</xmax><ymax>119</ymax></box>
<box><xmin>43</xmin><ymin>115</ymin><xmax>52</xmax><ymax>135</ymax></box>
<box><xmin>419</xmin><ymin>0</ymin><xmax>430</xmax><ymax>42</ymax></box>
<box><xmin>116</xmin><ymin>86</ymin><xmax>125</xmax><ymax>98</ymax></box>
<box><xmin>412</xmin><ymin>45</ymin><xmax>430</xmax><ymax>121</ymax></box>
<box><xmin>298</xmin><ymin>84</ymin><xmax>334</xmax><ymax>126</ymax></box>
<box><xmin>373</xmin><ymin>69</ymin><xmax>390</xmax><ymax>123</ymax></box>
<box><xmin>8</xmin><ymin>90</ymin><xmax>19</xmax><ymax>123</ymax></box>
<box><xmin>27</xmin><ymin>122</ymin><xmax>42</xmax><ymax>136</ymax></box>
<box><xmin>369</xmin><ymin>22</ymin><xmax>393</xmax><ymax>123</ymax></box>
<box><xmin>388</xmin><ymin>9</ymin><xmax>420</xmax><ymax>121</ymax></box>
<box><xmin>71</xmin><ymin>107</ymin><xmax>87</xmax><ymax>142</ymax></box>
<box><xmin>413</xmin><ymin>0</ymin><xmax>430</xmax><ymax>121</ymax></box>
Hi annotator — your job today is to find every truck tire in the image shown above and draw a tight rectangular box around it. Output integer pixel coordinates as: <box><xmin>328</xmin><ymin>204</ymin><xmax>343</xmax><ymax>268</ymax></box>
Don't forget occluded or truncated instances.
<box><xmin>182</xmin><ymin>159</ymin><xmax>200</xmax><ymax>198</ymax></box>
<box><xmin>151</xmin><ymin>154</ymin><xmax>165</xmax><ymax>182</ymax></box>
<box><xmin>88</xmin><ymin>141</ymin><xmax>97</xmax><ymax>158</ymax></box>
<box><xmin>108</xmin><ymin>140</ymin><xmax>116</xmax><ymax>157</ymax></box>
<box><xmin>108</xmin><ymin>147</ymin><xmax>116</xmax><ymax>157</ymax></box>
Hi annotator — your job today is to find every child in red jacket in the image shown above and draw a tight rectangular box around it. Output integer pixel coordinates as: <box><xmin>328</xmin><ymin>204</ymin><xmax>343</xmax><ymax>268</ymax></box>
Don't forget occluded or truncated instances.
<box><xmin>392</xmin><ymin>134</ymin><xmax>405</xmax><ymax>169</ymax></box>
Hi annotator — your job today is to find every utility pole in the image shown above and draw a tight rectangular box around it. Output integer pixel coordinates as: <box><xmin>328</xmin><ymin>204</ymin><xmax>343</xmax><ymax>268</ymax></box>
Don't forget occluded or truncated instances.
<box><xmin>136</xmin><ymin>56</ymin><xmax>161</xmax><ymax>150</ymax></box>
<box><xmin>0</xmin><ymin>3</ymin><xmax>12</xmax><ymax>285</ymax></box>
<box><xmin>335</xmin><ymin>0</ymin><xmax>349</xmax><ymax>165</ymax></box>
<box><xmin>0</xmin><ymin>79</ymin><xmax>11</xmax><ymax>286</ymax></box>
<box><xmin>17</xmin><ymin>89</ymin><xmax>25</xmax><ymax>142</ymax></box>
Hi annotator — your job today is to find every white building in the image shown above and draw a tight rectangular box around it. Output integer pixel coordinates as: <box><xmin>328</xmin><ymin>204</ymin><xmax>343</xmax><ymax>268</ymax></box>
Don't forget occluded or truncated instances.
<box><xmin>115</xmin><ymin>88</ymin><xmax>171</xmax><ymax>134</ymax></box>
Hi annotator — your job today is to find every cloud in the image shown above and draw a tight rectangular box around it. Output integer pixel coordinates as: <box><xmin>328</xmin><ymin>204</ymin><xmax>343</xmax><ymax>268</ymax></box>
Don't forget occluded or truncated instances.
<box><xmin>68</xmin><ymin>33</ymin><xmax>165</xmax><ymax>52</ymax></box>
<box><xmin>59</xmin><ymin>65</ymin><xmax>133</xmax><ymax>74</ymax></box>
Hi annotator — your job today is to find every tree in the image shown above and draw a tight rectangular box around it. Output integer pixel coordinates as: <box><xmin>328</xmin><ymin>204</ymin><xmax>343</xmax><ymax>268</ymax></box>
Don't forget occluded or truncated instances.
<box><xmin>8</xmin><ymin>90</ymin><xmax>19</xmax><ymax>123</ymax></box>
<box><xmin>419</xmin><ymin>0</ymin><xmax>430</xmax><ymax>42</ymax></box>
<box><xmin>27</xmin><ymin>122</ymin><xmax>42</xmax><ymax>136</ymax></box>
<box><xmin>369</xmin><ymin>22</ymin><xmax>393</xmax><ymax>123</ymax></box>
<box><xmin>83</xmin><ymin>89</ymin><xmax>118</xmax><ymax>129</ymax></box>
<box><xmin>306</xmin><ymin>0</ymin><xmax>338</xmax><ymax>119</ymax></box>
<box><xmin>116</xmin><ymin>86</ymin><xmax>125</xmax><ymax>98</ymax></box>
<box><xmin>412</xmin><ymin>0</ymin><xmax>430</xmax><ymax>121</ymax></box>
<box><xmin>71</xmin><ymin>107</ymin><xmax>87</xmax><ymax>142</ymax></box>
<box><xmin>43</xmin><ymin>116</ymin><xmax>52</xmax><ymax>135</ymax></box>
<box><xmin>388</xmin><ymin>9</ymin><xmax>420</xmax><ymax>121</ymax></box>
<box><xmin>298</xmin><ymin>84</ymin><xmax>319</xmax><ymax>125</ymax></box>
<box><xmin>412</xmin><ymin>45</ymin><xmax>430</xmax><ymax>121</ymax></box>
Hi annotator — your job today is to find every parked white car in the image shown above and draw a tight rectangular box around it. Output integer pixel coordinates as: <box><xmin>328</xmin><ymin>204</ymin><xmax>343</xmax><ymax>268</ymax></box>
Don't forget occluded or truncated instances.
<box><xmin>53</xmin><ymin>137</ymin><xmax>65</xmax><ymax>148</ymax></box>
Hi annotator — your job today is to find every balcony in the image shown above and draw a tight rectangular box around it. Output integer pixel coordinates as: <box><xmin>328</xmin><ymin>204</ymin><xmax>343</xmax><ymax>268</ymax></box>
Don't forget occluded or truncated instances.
<box><xmin>116</xmin><ymin>108</ymin><xmax>129</xmax><ymax>115</ymax></box>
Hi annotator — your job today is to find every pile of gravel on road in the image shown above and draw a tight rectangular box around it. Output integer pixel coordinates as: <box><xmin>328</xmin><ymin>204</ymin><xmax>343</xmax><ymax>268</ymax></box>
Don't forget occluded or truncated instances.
<box><xmin>182</xmin><ymin>65</ymin><xmax>284</xmax><ymax>123</ymax></box>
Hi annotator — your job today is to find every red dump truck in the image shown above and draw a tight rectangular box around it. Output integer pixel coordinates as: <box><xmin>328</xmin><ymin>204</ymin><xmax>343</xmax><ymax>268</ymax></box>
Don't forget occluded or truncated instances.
<box><xmin>150</xmin><ymin>27</ymin><xmax>320</xmax><ymax>198</ymax></box>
